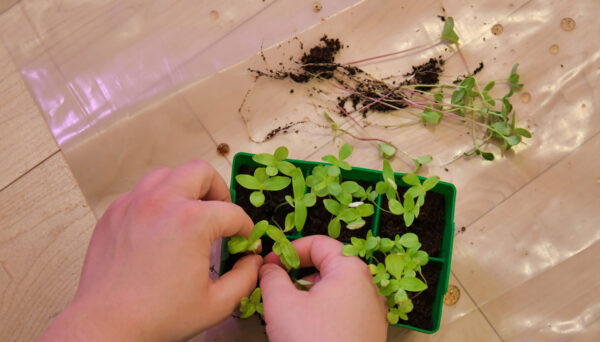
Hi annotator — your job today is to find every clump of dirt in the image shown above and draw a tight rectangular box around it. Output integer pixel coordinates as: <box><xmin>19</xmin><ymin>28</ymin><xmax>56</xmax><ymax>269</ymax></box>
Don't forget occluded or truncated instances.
<box><xmin>401</xmin><ymin>57</ymin><xmax>445</xmax><ymax>90</ymax></box>
<box><xmin>217</xmin><ymin>143</ymin><xmax>230</xmax><ymax>156</ymax></box>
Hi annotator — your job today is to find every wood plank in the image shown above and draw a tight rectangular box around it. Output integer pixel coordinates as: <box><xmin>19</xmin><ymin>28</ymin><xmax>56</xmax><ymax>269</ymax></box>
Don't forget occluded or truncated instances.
<box><xmin>0</xmin><ymin>36</ymin><xmax>59</xmax><ymax>190</ymax></box>
<box><xmin>0</xmin><ymin>152</ymin><xmax>97</xmax><ymax>341</ymax></box>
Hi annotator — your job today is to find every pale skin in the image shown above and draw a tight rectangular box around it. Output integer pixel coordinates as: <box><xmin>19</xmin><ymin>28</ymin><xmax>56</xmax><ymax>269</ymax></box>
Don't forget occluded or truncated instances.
<box><xmin>39</xmin><ymin>160</ymin><xmax>387</xmax><ymax>342</ymax></box>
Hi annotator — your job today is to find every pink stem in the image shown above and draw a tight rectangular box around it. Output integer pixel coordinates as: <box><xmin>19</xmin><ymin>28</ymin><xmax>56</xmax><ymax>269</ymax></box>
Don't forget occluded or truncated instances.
<box><xmin>344</xmin><ymin>41</ymin><xmax>441</xmax><ymax>66</ymax></box>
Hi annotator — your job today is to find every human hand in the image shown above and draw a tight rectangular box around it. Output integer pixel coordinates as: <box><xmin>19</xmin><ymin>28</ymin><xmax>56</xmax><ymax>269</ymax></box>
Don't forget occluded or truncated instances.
<box><xmin>259</xmin><ymin>235</ymin><xmax>387</xmax><ymax>342</ymax></box>
<box><xmin>39</xmin><ymin>161</ymin><xmax>262</xmax><ymax>342</ymax></box>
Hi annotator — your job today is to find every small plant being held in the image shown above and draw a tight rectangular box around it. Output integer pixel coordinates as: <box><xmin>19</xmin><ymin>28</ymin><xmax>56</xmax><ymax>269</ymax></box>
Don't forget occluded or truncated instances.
<box><xmin>265</xmin><ymin>224</ymin><xmax>300</xmax><ymax>271</ymax></box>
<box><xmin>235</xmin><ymin>167</ymin><xmax>291</xmax><ymax>207</ymax></box>
<box><xmin>239</xmin><ymin>288</ymin><xmax>263</xmax><ymax>318</ymax></box>
<box><xmin>227</xmin><ymin>220</ymin><xmax>270</xmax><ymax>254</ymax></box>
<box><xmin>343</xmin><ymin>232</ymin><xmax>429</xmax><ymax>323</ymax></box>
<box><xmin>284</xmin><ymin>168</ymin><xmax>317</xmax><ymax>232</ymax></box>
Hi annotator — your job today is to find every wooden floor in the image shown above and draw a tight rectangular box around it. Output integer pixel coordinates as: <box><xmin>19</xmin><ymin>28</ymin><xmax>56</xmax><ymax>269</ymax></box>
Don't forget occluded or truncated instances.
<box><xmin>1</xmin><ymin>1</ymin><xmax>599</xmax><ymax>341</ymax></box>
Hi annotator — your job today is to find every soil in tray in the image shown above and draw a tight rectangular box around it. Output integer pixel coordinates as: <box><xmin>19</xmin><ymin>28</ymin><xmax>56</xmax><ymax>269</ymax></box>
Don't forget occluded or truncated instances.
<box><xmin>302</xmin><ymin>180</ymin><xmax>376</xmax><ymax>244</ymax></box>
<box><xmin>234</xmin><ymin>165</ymin><xmax>293</xmax><ymax>229</ymax></box>
<box><xmin>378</xmin><ymin>191</ymin><xmax>446</xmax><ymax>256</ymax></box>
<box><xmin>403</xmin><ymin>262</ymin><xmax>442</xmax><ymax>331</ymax></box>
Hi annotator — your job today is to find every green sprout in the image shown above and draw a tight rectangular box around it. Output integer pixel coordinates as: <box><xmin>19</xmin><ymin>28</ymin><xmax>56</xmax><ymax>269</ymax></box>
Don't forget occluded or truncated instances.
<box><xmin>239</xmin><ymin>287</ymin><xmax>263</xmax><ymax>318</ymax></box>
<box><xmin>235</xmin><ymin>167</ymin><xmax>291</xmax><ymax>207</ymax></box>
<box><xmin>227</xmin><ymin>220</ymin><xmax>269</xmax><ymax>254</ymax></box>
<box><xmin>324</xmin><ymin>198</ymin><xmax>374</xmax><ymax>238</ymax></box>
<box><xmin>321</xmin><ymin>143</ymin><xmax>353</xmax><ymax>176</ymax></box>
<box><xmin>265</xmin><ymin>224</ymin><xmax>300</xmax><ymax>271</ymax></box>
<box><xmin>441</xmin><ymin>16</ymin><xmax>459</xmax><ymax>44</ymax></box>
<box><xmin>252</xmin><ymin>146</ymin><xmax>296</xmax><ymax>176</ymax></box>
<box><xmin>306</xmin><ymin>164</ymin><xmax>342</xmax><ymax>197</ymax></box>
<box><xmin>284</xmin><ymin>168</ymin><xmax>317</xmax><ymax>232</ymax></box>
<box><xmin>343</xmin><ymin>232</ymin><xmax>429</xmax><ymax>323</ymax></box>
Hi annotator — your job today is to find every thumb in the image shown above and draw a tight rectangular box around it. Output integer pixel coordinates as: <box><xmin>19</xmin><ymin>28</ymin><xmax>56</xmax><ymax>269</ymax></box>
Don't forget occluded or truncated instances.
<box><xmin>209</xmin><ymin>254</ymin><xmax>262</xmax><ymax>319</ymax></box>
<box><xmin>259</xmin><ymin>263</ymin><xmax>300</xmax><ymax>318</ymax></box>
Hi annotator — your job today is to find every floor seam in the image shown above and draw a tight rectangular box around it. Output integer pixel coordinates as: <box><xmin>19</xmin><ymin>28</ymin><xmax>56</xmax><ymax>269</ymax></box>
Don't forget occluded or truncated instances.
<box><xmin>0</xmin><ymin>149</ymin><xmax>60</xmax><ymax>193</ymax></box>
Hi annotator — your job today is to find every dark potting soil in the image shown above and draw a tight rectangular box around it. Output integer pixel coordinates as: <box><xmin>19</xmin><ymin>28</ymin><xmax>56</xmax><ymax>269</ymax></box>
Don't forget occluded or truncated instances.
<box><xmin>378</xmin><ymin>191</ymin><xmax>446</xmax><ymax>257</ymax></box>
<box><xmin>403</xmin><ymin>262</ymin><xmax>442</xmax><ymax>331</ymax></box>
<box><xmin>302</xmin><ymin>180</ymin><xmax>376</xmax><ymax>244</ymax></box>
<box><xmin>234</xmin><ymin>165</ymin><xmax>294</xmax><ymax>230</ymax></box>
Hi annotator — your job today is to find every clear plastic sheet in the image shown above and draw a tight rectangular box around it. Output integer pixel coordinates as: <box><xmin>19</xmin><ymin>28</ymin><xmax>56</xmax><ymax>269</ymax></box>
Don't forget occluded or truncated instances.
<box><xmin>2</xmin><ymin>0</ymin><xmax>599</xmax><ymax>340</ymax></box>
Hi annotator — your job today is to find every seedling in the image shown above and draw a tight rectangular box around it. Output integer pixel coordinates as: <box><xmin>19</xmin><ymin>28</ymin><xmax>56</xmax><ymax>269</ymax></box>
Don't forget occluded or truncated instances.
<box><xmin>343</xmin><ymin>232</ymin><xmax>429</xmax><ymax>323</ymax></box>
<box><xmin>265</xmin><ymin>224</ymin><xmax>300</xmax><ymax>271</ymax></box>
<box><xmin>239</xmin><ymin>288</ymin><xmax>263</xmax><ymax>318</ymax></box>
<box><xmin>227</xmin><ymin>220</ymin><xmax>269</xmax><ymax>254</ymax></box>
<box><xmin>284</xmin><ymin>168</ymin><xmax>317</xmax><ymax>232</ymax></box>
<box><xmin>321</xmin><ymin>143</ymin><xmax>353</xmax><ymax>176</ymax></box>
<box><xmin>252</xmin><ymin>146</ymin><xmax>296</xmax><ymax>176</ymax></box>
<box><xmin>324</xmin><ymin>198</ymin><xmax>374</xmax><ymax>238</ymax></box>
<box><xmin>235</xmin><ymin>167</ymin><xmax>291</xmax><ymax>207</ymax></box>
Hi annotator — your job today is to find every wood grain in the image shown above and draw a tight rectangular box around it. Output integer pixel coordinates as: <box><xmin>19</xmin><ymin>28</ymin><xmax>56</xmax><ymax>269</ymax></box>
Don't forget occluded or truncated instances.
<box><xmin>0</xmin><ymin>153</ymin><xmax>97</xmax><ymax>341</ymax></box>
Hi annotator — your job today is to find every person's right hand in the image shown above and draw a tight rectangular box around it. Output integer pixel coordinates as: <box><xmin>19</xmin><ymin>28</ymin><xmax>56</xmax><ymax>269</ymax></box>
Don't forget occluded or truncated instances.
<box><xmin>259</xmin><ymin>235</ymin><xmax>387</xmax><ymax>342</ymax></box>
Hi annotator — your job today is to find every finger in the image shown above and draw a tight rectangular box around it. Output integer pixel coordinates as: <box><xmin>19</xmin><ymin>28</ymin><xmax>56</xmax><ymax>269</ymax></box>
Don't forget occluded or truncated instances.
<box><xmin>131</xmin><ymin>167</ymin><xmax>171</xmax><ymax>194</ymax></box>
<box><xmin>191</xmin><ymin>201</ymin><xmax>254</xmax><ymax>241</ymax></box>
<box><xmin>160</xmin><ymin>160</ymin><xmax>230</xmax><ymax>201</ymax></box>
<box><xmin>259</xmin><ymin>263</ymin><xmax>299</xmax><ymax>303</ymax></box>
<box><xmin>208</xmin><ymin>254</ymin><xmax>262</xmax><ymax>319</ymax></box>
<box><xmin>286</xmin><ymin>235</ymin><xmax>347</xmax><ymax>276</ymax></box>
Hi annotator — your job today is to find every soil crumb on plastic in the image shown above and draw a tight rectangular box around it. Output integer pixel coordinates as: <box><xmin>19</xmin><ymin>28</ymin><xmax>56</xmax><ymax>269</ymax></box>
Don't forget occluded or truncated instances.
<box><xmin>312</xmin><ymin>2</ymin><xmax>322</xmax><ymax>13</ymax></box>
<box><xmin>217</xmin><ymin>143</ymin><xmax>230</xmax><ymax>156</ymax></box>
<box><xmin>549</xmin><ymin>44</ymin><xmax>560</xmax><ymax>55</ymax></box>
<box><xmin>560</xmin><ymin>17</ymin><xmax>576</xmax><ymax>31</ymax></box>
<box><xmin>444</xmin><ymin>285</ymin><xmax>460</xmax><ymax>305</ymax></box>
<box><xmin>491</xmin><ymin>24</ymin><xmax>504</xmax><ymax>35</ymax></box>
<box><xmin>209</xmin><ymin>10</ymin><xmax>219</xmax><ymax>20</ymax></box>
<box><xmin>520</xmin><ymin>92</ymin><xmax>531</xmax><ymax>103</ymax></box>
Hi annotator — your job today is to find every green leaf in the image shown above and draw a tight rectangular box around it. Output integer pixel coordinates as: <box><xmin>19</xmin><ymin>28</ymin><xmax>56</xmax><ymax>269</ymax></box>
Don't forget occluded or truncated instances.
<box><xmin>253</xmin><ymin>153</ymin><xmax>276</xmax><ymax>166</ymax></box>
<box><xmin>303</xmin><ymin>193</ymin><xmax>316</xmax><ymax>207</ymax></box>
<box><xmin>339</xmin><ymin>208</ymin><xmax>360</xmax><ymax>223</ymax></box>
<box><xmin>434</xmin><ymin>92</ymin><xmax>444</xmax><ymax>102</ymax></box>
<box><xmin>250</xmin><ymin>191</ymin><xmax>265</xmax><ymax>207</ymax></box>
<box><xmin>250</xmin><ymin>287</ymin><xmax>262</xmax><ymax>302</ymax></box>
<box><xmin>285</xmin><ymin>195</ymin><xmax>294</xmax><ymax>207</ymax></box>
<box><xmin>284</xmin><ymin>212</ymin><xmax>295</xmax><ymax>232</ymax></box>
<box><xmin>514</xmin><ymin>127</ymin><xmax>532</xmax><ymax>138</ymax></box>
<box><xmin>387</xmin><ymin>311</ymin><xmax>399</xmax><ymax>324</ymax></box>
<box><xmin>295</xmin><ymin>203</ymin><xmax>307</xmax><ymax>231</ymax></box>
<box><xmin>280</xmin><ymin>241</ymin><xmax>300</xmax><ymax>269</ymax></box>
<box><xmin>404</xmin><ymin>212</ymin><xmax>415</xmax><ymax>227</ymax></box>
<box><xmin>412</xmin><ymin>155</ymin><xmax>432</xmax><ymax>173</ymax></box>
<box><xmin>249</xmin><ymin>220</ymin><xmax>269</xmax><ymax>242</ymax></box>
<box><xmin>327</xmin><ymin>165</ymin><xmax>340</xmax><ymax>177</ymax></box>
<box><xmin>380</xmin><ymin>238</ymin><xmax>394</xmax><ymax>253</ymax></box>
<box><xmin>274</xmin><ymin>146</ymin><xmax>288</xmax><ymax>160</ymax></box>
<box><xmin>382</xmin><ymin>160</ymin><xmax>395</xmax><ymax>183</ymax></box>
<box><xmin>422</xmin><ymin>176</ymin><xmax>439</xmax><ymax>191</ymax></box>
<box><xmin>339</xmin><ymin>161</ymin><xmax>351</xmax><ymax>171</ymax></box>
<box><xmin>415</xmin><ymin>251</ymin><xmax>429</xmax><ymax>266</ymax></box>
<box><xmin>263</xmin><ymin>176</ymin><xmax>291</xmax><ymax>191</ymax></box>
<box><xmin>402</xmin><ymin>173</ymin><xmax>420</xmax><ymax>186</ymax></box>
<box><xmin>399</xmin><ymin>276</ymin><xmax>428</xmax><ymax>292</ymax></box>
<box><xmin>422</xmin><ymin>107</ymin><xmax>442</xmax><ymax>124</ymax></box>
<box><xmin>368</xmin><ymin>190</ymin><xmax>379</xmax><ymax>201</ymax></box>
<box><xmin>378</xmin><ymin>142</ymin><xmax>397</xmax><ymax>159</ymax></box>
<box><xmin>235</xmin><ymin>174</ymin><xmax>261</xmax><ymax>190</ymax></box>
<box><xmin>277</xmin><ymin>161</ymin><xmax>296</xmax><ymax>176</ymax></box>
<box><xmin>327</xmin><ymin>181</ymin><xmax>342</xmax><ymax>196</ymax></box>
<box><xmin>228</xmin><ymin>236</ymin><xmax>249</xmax><ymax>254</ymax></box>
<box><xmin>292</xmin><ymin>168</ymin><xmax>305</xmax><ymax>199</ymax></box>
<box><xmin>266</xmin><ymin>166</ymin><xmax>278</xmax><ymax>176</ymax></box>
<box><xmin>481</xmin><ymin>151</ymin><xmax>495</xmax><ymax>161</ymax></box>
<box><xmin>365</xmin><ymin>236</ymin><xmax>379</xmax><ymax>251</ymax></box>
<box><xmin>399</xmin><ymin>233</ymin><xmax>420</xmax><ymax>249</ymax></box>
<box><xmin>328</xmin><ymin>218</ymin><xmax>341</xmax><ymax>238</ymax></box>
<box><xmin>394</xmin><ymin>289</ymin><xmax>408</xmax><ymax>303</ymax></box>
<box><xmin>385</xmin><ymin>254</ymin><xmax>404</xmax><ymax>279</ymax></box>
<box><xmin>265</xmin><ymin>225</ymin><xmax>286</xmax><ymax>242</ymax></box>
<box><xmin>451</xmin><ymin>88</ymin><xmax>465</xmax><ymax>105</ymax></box>
<box><xmin>342</xmin><ymin>244</ymin><xmax>359</xmax><ymax>256</ymax></box>
<box><xmin>341</xmin><ymin>181</ymin><xmax>359</xmax><ymax>194</ymax></box>
<box><xmin>347</xmin><ymin>218</ymin><xmax>366</xmax><ymax>230</ymax></box>
<box><xmin>322</xmin><ymin>155</ymin><xmax>338</xmax><ymax>164</ymax></box>
<box><xmin>239</xmin><ymin>299</ymin><xmax>256</xmax><ymax>318</ymax></box>
<box><xmin>339</xmin><ymin>143</ymin><xmax>353</xmax><ymax>160</ymax></box>
<box><xmin>389</xmin><ymin>198</ymin><xmax>405</xmax><ymax>215</ymax></box>
<box><xmin>505</xmin><ymin>135</ymin><xmax>521</xmax><ymax>147</ymax></box>
<box><xmin>484</xmin><ymin>81</ymin><xmax>495</xmax><ymax>92</ymax></box>
<box><xmin>375</xmin><ymin>181</ymin><xmax>388</xmax><ymax>195</ymax></box>
<box><xmin>357</xmin><ymin>203</ymin><xmax>374</xmax><ymax>217</ymax></box>
<box><xmin>336</xmin><ymin>191</ymin><xmax>352</xmax><ymax>206</ymax></box>
<box><xmin>441</xmin><ymin>16</ymin><xmax>459</xmax><ymax>44</ymax></box>
<box><xmin>323</xmin><ymin>199</ymin><xmax>341</xmax><ymax>215</ymax></box>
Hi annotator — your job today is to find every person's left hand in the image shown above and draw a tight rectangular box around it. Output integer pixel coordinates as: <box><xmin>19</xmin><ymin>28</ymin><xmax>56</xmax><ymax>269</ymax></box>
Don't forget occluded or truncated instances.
<box><xmin>39</xmin><ymin>160</ymin><xmax>262</xmax><ymax>342</ymax></box>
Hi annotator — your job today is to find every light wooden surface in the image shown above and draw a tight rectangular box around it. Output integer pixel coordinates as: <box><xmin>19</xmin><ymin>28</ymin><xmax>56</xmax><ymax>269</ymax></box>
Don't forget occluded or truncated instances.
<box><xmin>1</xmin><ymin>1</ymin><xmax>599</xmax><ymax>341</ymax></box>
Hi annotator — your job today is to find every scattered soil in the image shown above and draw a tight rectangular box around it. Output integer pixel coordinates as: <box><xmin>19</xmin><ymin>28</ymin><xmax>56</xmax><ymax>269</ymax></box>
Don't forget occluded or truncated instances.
<box><xmin>443</xmin><ymin>284</ymin><xmax>460</xmax><ymax>305</ymax></box>
<box><xmin>378</xmin><ymin>191</ymin><xmax>446</xmax><ymax>256</ymax></box>
<box><xmin>312</xmin><ymin>2</ymin><xmax>322</xmax><ymax>13</ymax></box>
<box><xmin>234</xmin><ymin>165</ymin><xmax>293</xmax><ymax>229</ymax></box>
<box><xmin>491</xmin><ymin>23</ymin><xmax>504</xmax><ymax>35</ymax></box>
<box><xmin>403</xmin><ymin>262</ymin><xmax>442</xmax><ymax>330</ymax></box>
<box><xmin>217</xmin><ymin>143</ymin><xmax>230</xmax><ymax>156</ymax></box>
<box><xmin>453</xmin><ymin>62</ymin><xmax>485</xmax><ymax>84</ymax></box>
<box><xmin>560</xmin><ymin>17</ymin><xmax>576</xmax><ymax>31</ymax></box>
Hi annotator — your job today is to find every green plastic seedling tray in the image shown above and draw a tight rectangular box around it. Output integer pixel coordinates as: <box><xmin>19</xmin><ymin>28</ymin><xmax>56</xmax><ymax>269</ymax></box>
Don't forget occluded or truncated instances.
<box><xmin>220</xmin><ymin>152</ymin><xmax>456</xmax><ymax>334</ymax></box>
